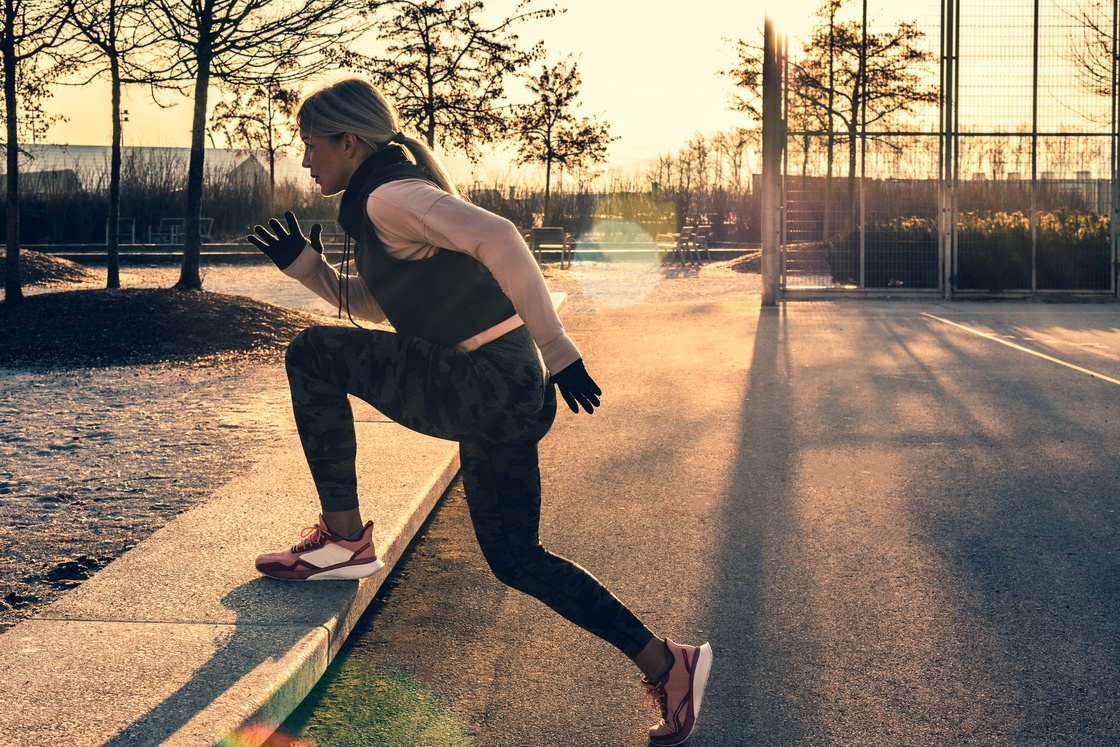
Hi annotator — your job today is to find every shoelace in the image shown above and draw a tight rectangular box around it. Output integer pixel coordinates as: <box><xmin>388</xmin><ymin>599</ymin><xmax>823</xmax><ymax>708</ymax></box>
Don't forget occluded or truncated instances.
<box><xmin>642</xmin><ymin>679</ymin><xmax>669</xmax><ymax>721</ymax></box>
<box><xmin>291</xmin><ymin>524</ymin><xmax>328</xmax><ymax>553</ymax></box>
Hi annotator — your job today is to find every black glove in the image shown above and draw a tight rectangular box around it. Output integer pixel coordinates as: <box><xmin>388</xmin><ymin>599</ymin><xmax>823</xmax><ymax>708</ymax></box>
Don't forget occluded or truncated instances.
<box><xmin>551</xmin><ymin>358</ymin><xmax>602</xmax><ymax>414</ymax></box>
<box><xmin>247</xmin><ymin>210</ymin><xmax>323</xmax><ymax>270</ymax></box>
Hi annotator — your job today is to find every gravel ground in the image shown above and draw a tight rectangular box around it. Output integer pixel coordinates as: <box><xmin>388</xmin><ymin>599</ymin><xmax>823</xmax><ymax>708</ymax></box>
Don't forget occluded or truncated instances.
<box><xmin>0</xmin><ymin>255</ymin><xmax>760</xmax><ymax>632</ymax></box>
<box><xmin>0</xmin><ymin>363</ymin><xmax>293</xmax><ymax>629</ymax></box>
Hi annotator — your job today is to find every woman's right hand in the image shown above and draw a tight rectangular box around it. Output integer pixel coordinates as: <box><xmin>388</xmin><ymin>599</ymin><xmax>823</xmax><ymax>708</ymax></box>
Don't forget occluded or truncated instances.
<box><xmin>551</xmin><ymin>358</ymin><xmax>602</xmax><ymax>414</ymax></box>
<box><xmin>247</xmin><ymin>211</ymin><xmax>323</xmax><ymax>270</ymax></box>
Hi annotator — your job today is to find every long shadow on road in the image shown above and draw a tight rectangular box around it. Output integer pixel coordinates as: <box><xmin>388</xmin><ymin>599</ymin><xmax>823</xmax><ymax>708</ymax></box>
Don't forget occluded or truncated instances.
<box><xmin>702</xmin><ymin>302</ymin><xmax>1120</xmax><ymax>746</ymax></box>
<box><xmin>881</xmin><ymin>310</ymin><xmax>1120</xmax><ymax>744</ymax></box>
<box><xmin>698</xmin><ymin>305</ymin><xmax>815</xmax><ymax>745</ymax></box>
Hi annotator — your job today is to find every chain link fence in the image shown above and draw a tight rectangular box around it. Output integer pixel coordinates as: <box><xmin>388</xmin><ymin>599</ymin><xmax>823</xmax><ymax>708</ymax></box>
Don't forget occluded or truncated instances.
<box><xmin>778</xmin><ymin>0</ymin><xmax>1118</xmax><ymax>296</ymax></box>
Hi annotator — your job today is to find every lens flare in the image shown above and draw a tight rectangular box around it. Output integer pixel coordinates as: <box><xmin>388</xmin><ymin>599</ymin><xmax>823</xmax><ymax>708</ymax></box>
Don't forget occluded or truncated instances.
<box><xmin>216</xmin><ymin>722</ymin><xmax>314</xmax><ymax>747</ymax></box>
<box><xmin>565</xmin><ymin>195</ymin><xmax>678</xmax><ymax>308</ymax></box>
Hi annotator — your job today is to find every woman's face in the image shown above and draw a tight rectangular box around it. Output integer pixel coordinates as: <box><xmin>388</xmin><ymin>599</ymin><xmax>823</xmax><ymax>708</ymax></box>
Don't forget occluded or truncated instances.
<box><xmin>301</xmin><ymin>133</ymin><xmax>358</xmax><ymax>196</ymax></box>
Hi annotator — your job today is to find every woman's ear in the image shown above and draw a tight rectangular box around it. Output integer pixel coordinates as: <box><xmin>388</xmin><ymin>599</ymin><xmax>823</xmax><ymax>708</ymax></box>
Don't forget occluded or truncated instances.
<box><xmin>342</xmin><ymin>132</ymin><xmax>357</xmax><ymax>158</ymax></box>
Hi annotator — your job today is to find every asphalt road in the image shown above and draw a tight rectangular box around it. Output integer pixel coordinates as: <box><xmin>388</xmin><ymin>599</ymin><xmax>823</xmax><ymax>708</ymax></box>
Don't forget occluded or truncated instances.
<box><xmin>280</xmin><ymin>299</ymin><xmax>1120</xmax><ymax>747</ymax></box>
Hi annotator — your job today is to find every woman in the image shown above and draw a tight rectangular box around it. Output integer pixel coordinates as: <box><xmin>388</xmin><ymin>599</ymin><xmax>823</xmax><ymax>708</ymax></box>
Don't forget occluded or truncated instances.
<box><xmin>247</xmin><ymin>78</ymin><xmax>711</xmax><ymax>745</ymax></box>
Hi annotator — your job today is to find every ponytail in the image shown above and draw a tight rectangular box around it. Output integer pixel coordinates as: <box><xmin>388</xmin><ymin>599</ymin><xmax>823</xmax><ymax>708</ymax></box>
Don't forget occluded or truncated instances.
<box><xmin>394</xmin><ymin>134</ymin><xmax>460</xmax><ymax>198</ymax></box>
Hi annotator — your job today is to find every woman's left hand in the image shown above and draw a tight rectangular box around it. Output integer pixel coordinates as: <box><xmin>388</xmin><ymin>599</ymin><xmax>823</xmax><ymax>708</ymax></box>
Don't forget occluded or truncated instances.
<box><xmin>247</xmin><ymin>211</ymin><xmax>322</xmax><ymax>270</ymax></box>
<box><xmin>551</xmin><ymin>358</ymin><xmax>602</xmax><ymax>414</ymax></box>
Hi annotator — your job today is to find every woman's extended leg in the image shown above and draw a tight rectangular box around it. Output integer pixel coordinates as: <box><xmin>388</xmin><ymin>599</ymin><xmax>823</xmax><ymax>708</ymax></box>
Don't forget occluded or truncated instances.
<box><xmin>459</xmin><ymin>438</ymin><xmax>660</xmax><ymax>662</ymax></box>
<box><xmin>460</xmin><ymin>437</ymin><xmax>715</xmax><ymax>746</ymax></box>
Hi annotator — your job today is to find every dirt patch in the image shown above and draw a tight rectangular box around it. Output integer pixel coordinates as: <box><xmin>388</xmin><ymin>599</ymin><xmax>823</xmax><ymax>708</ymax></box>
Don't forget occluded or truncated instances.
<box><xmin>0</xmin><ymin>287</ymin><xmax>343</xmax><ymax>370</ymax></box>
<box><xmin>0</xmin><ymin>361</ymin><xmax>294</xmax><ymax>632</ymax></box>
<box><xmin>709</xmin><ymin>251</ymin><xmax>761</xmax><ymax>274</ymax></box>
<box><xmin>1</xmin><ymin>249</ymin><xmax>100</xmax><ymax>287</ymax></box>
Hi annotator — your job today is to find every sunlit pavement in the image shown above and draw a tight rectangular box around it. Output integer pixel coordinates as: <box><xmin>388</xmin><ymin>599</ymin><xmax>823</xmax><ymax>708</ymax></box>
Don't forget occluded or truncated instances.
<box><xmin>276</xmin><ymin>298</ymin><xmax>1120</xmax><ymax>746</ymax></box>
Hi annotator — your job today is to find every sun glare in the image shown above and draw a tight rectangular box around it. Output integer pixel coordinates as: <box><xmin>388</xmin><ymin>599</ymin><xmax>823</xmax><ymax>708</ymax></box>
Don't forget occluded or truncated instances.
<box><xmin>764</xmin><ymin>0</ymin><xmax>796</xmax><ymax>36</ymax></box>
<box><xmin>567</xmin><ymin>197</ymin><xmax>678</xmax><ymax>308</ymax></box>
<box><xmin>764</xmin><ymin>0</ymin><xmax>814</xmax><ymax>38</ymax></box>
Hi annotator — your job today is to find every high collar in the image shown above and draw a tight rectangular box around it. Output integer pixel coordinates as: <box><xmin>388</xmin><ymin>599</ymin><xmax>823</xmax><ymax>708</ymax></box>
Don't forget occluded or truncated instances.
<box><xmin>337</xmin><ymin>145</ymin><xmax>411</xmax><ymax>238</ymax></box>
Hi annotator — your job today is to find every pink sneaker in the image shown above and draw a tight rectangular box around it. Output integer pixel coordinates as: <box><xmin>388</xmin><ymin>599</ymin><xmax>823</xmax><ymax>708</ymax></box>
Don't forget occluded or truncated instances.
<box><xmin>642</xmin><ymin>638</ymin><xmax>713</xmax><ymax>746</ymax></box>
<box><xmin>255</xmin><ymin>516</ymin><xmax>385</xmax><ymax>581</ymax></box>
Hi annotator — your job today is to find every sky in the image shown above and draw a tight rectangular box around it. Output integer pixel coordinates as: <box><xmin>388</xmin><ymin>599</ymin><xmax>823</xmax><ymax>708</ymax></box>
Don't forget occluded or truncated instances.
<box><xmin>42</xmin><ymin>0</ymin><xmax>825</xmax><ymax>182</ymax></box>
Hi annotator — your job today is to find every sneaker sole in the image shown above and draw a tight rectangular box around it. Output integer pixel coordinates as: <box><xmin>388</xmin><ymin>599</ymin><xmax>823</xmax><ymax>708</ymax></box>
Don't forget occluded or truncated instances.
<box><xmin>691</xmin><ymin>643</ymin><xmax>713</xmax><ymax>722</ymax></box>
<box><xmin>305</xmin><ymin>558</ymin><xmax>385</xmax><ymax>581</ymax></box>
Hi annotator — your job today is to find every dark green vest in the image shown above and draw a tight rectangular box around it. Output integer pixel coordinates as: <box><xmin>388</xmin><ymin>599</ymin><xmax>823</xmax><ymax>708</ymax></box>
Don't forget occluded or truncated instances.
<box><xmin>337</xmin><ymin>150</ymin><xmax>517</xmax><ymax>347</ymax></box>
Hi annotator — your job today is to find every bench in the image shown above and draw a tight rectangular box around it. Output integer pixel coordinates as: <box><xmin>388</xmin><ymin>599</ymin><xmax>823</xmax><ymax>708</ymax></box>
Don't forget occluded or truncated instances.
<box><xmin>105</xmin><ymin>217</ymin><xmax>136</xmax><ymax>245</ymax></box>
<box><xmin>655</xmin><ymin>225</ymin><xmax>695</xmax><ymax>266</ymax></box>
<box><xmin>148</xmin><ymin>217</ymin><xmax>214</xmax><ymax>244</ymax></box>
<box><xmin>317</xmin><ymin>219</ymin><xmax>345</xmax><ymax>245</ymax></box>
<box><xmin>691</xmin><ymin>224</ymin><xmax>712</xmax><ymax>264</ymax></box>
<box><xmin>529</xmin><ymin>227</ymin><xmax>572</xmax><ymax>269</ymax></box>
<box><xmin>149</xmin><ymin>217</ymin><xmax>184</xmax><ymax>244</ymax></box>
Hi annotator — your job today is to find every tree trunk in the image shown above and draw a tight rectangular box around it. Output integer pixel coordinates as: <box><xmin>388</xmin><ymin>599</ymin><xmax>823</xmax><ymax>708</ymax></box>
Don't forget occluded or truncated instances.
<box><xmin>268</xmin><ymin>146</ymin><xmax>275</xmax><ymax>212</ymax></box>
<box><xmin>176</xmin><ymin>53</ymin><xmax>211</xmax><ymax>291</ymax></box>
<box><xmin>847</xmin><ymin>122</ymin><xmax>858</xmax><ymax>234</ymax></box>
<box><xmin>845</xmin><ymin>71</ymin><xmax>860</xmax><ymax>234</ymax></box>
<box><xmin>824</xmin><ymin>141</ymin><xmax>834</xmax><ymax>241</ymax></box>
<box><xmin>543</xmin><ymin>156</ymin><xmax>552</xmax><ymax>225</ymax></box>
<box><xmin>3</xmin><ymin>2</ymin><xmax>22</xmax><ymax>304</ymax></box>
<box><xmin>266</xmin><ymin>90</ymin><xmax>275</xmax><ymax>211</ymax></box>
<box><xmin>108</xmin><ymin>53</ymin><xmax>122</xmax><ymax>289</ymax></box>
<box><xmin>425</xmin><ymin>70</ymin><xmax>436</xmax><ymax>148</ymax></box>
<box><xmin>824</xmin><ymin>4</ymin><xmax>835</xmax><ymax>242</ymax></box>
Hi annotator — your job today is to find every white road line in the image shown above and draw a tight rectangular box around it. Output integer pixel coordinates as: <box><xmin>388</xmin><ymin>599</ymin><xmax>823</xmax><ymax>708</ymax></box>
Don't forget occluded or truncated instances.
<box><xmin>921</xmin><ymin>312</ymin><xmax>1120</xmax><ymax>387</ymax></box>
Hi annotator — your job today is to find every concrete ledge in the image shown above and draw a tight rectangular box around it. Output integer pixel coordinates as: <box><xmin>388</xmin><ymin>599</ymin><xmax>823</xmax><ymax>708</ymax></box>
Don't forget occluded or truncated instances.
<box><xmin>0</xmin><ymin>423</ymin><xmax>458</xmax><ymax>747</ymax></box>
<box><xmin>0</xmin><ymin>292</ymin><xmax>566</xmax><ymax>747</ymax></box>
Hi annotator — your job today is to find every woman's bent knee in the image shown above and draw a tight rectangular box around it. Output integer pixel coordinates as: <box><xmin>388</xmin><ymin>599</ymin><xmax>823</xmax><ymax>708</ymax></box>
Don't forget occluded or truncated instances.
<box><xmin>285</xmin><ymin>326</ymin><xmax>330</xmax><ymax>373</ymax></box>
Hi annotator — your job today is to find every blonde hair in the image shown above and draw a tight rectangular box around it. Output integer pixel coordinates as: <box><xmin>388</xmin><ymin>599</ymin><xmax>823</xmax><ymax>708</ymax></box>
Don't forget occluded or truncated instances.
<box><xmin>298</xmin><ymin>78</ymin><xmax>459</xmax><ymax>197</ymax></box>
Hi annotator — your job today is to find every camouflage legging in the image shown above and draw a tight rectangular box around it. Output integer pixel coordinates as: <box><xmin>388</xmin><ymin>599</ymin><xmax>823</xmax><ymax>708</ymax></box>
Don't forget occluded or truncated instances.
<box><xmin>285</xmin><ymin>324</ymin><xmax>655</xmax><ymax>659</ymax></box>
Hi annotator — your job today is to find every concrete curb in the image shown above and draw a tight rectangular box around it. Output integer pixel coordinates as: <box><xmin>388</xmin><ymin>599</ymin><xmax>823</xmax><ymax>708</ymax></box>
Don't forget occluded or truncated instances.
<box><xmin>0</xmin><ymin>293</ymin><xmax>565</xmax><ymax>747</ymax></box>
<box><xmin>0</xmin><ymin>423</ymin><xmax>459</xmax><ymax>747</ymax></box>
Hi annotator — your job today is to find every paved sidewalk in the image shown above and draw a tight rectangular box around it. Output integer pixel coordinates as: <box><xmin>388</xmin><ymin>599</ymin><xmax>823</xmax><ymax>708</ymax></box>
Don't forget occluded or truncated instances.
<box><xmin>0</xmin><ymin>294</ymin><xmax>564</xmax><ymax>747</ymax></box>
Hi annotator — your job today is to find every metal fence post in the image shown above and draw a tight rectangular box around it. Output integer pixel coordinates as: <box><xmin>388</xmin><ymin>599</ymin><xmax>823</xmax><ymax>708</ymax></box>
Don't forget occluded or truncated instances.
<box><xmin>940</xmin><ymin>0</ymin><xmax>958</xmax><ymax>299</ymax></box>
<box><xmin>859</xmin><ymin>0</ymin><xmax>868</xmax><ymax>289</ymax></box>
<box><xmin>762</xmin><ymin>16</ymin><xmax>784</xmax><ymax>306</ymax></box>
<box><xmin>781</xmin><ymin>32</ymin><xmax>789</xmax><ymax>293</ymax></box>
<box><xmin>1031</xmin><ymin>0</ymin><xmax>1040</xmax><ymax>292</ymax></box>
<box><xmin>1113</xmin><ymin>0</ymin><xmax>1120</xmax><ymax>296</ymax></box>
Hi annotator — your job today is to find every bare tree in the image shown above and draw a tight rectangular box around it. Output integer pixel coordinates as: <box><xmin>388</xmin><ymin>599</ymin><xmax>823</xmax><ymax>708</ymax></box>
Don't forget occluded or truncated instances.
<box><xmin>686</xmin><ymin>133</ymin><xmax>711</xmax><ymax>194</ymax></box>
<box><xmin>724</xmin><ymin>28</ymin><xmax>828</xmax><ymax>197</ymax></box>
<box><xmin>335</xmin><ymin>0</ymin><xmax>557</xmax><ymax>160</ymax></box>
<box><xmin>724</xmin><ymin>0</ymin><xmax>937</xmax><ymax>231</ymax></box>
<box><xmin>712</xmin><ymin>127</ymin><xmax>759</xmax><ymax>191</ymax></box>
<box><xmin>1</xmin><ymin>0</ymin><xmax>70</xmax><ymax>304</ymax></box>
<box><xmin>645</xmin><ymin>127</ymin><xmax>759</xmax><ymax>239</ymax></box>
<box><xmin>1064</xmin><ymin>0</ymin><xmax>1113</xmax><ymax>125</ymax></box>
<box><xmin>142</xmin><ymin>0</ymin><xmax>366</xmax><ymax>290</ymax></box>
<box><xmin>0</xmin><ymin>59</ymin><xmax>69</xmax><ymax>143</ymax></box>
<box><xmin>66</xmin><ymin>0</ymin><xmax>156</xmax><ymax>289</ymax></box>
<box><xmin>212</xmin><ymin>70</ymin><xmax>299</xmax><ymax>209</ymax></box>
<box><xmin>514</xmin><ymin>58</ymin><xmax>614</xmax><ymax>224</ymax></box>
